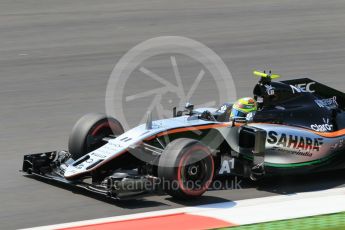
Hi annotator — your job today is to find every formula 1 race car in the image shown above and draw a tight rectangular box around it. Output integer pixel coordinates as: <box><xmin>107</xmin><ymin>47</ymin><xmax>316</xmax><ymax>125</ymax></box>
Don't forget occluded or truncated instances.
<box><xmin>22</xmin><ymin>71</ymin><xmax>345</xmax><ymax>200</ymax></box>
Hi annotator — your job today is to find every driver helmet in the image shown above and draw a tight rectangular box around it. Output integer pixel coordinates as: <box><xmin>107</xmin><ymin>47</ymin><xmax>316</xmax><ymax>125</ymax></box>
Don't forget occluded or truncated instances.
<box><xmin>230</xmin><ymin>97</ymin><xmax>257</xmax><ymax>120</ymax></box>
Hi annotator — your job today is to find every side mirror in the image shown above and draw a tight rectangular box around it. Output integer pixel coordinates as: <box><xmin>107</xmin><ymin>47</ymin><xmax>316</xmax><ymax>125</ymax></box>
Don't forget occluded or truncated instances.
<box><xmin>185</xmin><ymin>102</ymin><xmax>194</xmax><ymax>116</ymax></box>
<box><xmin>185</xmin><ymin>102</ymin><xmax>194</xmax><ymax>111</ymax></box>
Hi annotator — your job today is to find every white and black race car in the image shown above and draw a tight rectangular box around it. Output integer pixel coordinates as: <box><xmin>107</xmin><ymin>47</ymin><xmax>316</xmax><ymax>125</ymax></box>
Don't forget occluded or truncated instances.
<box><xmin>22</xmin><ymin>71</ymin><xmax>345</xmax><ymax>199</ymax></box>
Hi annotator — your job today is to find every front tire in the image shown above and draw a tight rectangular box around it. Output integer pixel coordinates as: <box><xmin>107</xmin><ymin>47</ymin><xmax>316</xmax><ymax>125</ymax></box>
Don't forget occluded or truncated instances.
<box><xmin>158</xmin><ymin>138</ymin><xmax>214</xmax><ymax>199</ymax></box>
<box><xmin>68</xmin><ymin>113</ymin><xmax>124</xmax><ymax>160</ymax></box>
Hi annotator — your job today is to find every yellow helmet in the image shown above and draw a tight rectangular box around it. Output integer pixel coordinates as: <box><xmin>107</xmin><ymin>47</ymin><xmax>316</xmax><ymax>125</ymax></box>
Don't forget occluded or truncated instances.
<box><xmin>230</xmin><ymin>97</ymin><xmax>257</xmax><ymax>119</ymax></box>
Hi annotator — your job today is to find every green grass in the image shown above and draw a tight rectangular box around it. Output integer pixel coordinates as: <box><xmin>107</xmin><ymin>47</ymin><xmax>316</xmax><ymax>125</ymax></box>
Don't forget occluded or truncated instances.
<box><xmin>219</xmin><ymin>212</ymin><xmax>345</xmax><ymax>230</ymax></box>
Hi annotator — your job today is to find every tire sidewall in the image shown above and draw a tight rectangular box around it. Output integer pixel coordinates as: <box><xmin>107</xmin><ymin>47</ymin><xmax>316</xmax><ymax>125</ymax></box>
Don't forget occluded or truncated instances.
<box><xmin>158</xmin><ymin>138</ymin><xmax>214</xmax><ymax>199</ymax></box>
<box><xmin>68</xmin><ymin>113</ymin><xmax>124</xmax><ymax>160</ymax></box>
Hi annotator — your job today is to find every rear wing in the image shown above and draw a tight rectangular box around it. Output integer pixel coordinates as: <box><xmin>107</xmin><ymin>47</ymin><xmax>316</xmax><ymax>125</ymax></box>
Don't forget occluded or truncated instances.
<box><xmin>281</xmin><ymin>78</ymin><xmax>345</xmax><ymax>110</ymax></box>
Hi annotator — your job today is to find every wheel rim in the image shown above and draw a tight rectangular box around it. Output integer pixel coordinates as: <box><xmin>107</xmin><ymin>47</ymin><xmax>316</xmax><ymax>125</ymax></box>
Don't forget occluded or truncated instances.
<box><xmin>177</xmin><ymin>146</ymin><xmax>214</xmax><ymax>196</ymax></box>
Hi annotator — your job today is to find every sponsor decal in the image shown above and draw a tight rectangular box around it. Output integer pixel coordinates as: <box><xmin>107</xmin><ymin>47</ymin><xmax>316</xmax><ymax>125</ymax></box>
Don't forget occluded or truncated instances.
<box><xmin>331</xmin><ymin>138</ymin><xmax>345</xmax><ymax>150</ymax></box>
<box><xmin>85</xmin><ymin>158</ymin><xmax>94</xmax><ymax>163</ymax></box>
<box><xmin>271</xmin><ymin>147</ymin><xmax>313</xmax><ymax>157</ymax></box>
<box><xmin>275</xmin><ymin>106</ymin><xmax>286</xmax><ymax>110</ymax></box>
<box><xmin>219</xmin><ymin>158</ymin><xmax>235</xmax><ymax>175</ymax></box>
<box><xmin>290</xmin><ymin>82</ymin><xmax>316</xmax><ymax>94</ymax></box>
<box><xmin>76</xmin><ymin>164</ymin><xmax>84</xmax><ymax>169</ymax></box>
<box><xmin>267</xmin><ymin>131</ymin><xmax>324</xmax><ymax>152</ymax></box>
<box><xmin>265</xmin><ymin>85</ymin><xmax>275</xmax><ymax>95</ymax></box>
<box><xmin>311</xmin><ymin>118</ymin><xmax>333</xmax><ymax>132</ymax></box>
<box><xmin>217</xmin><ymin>104</ymin><xmax>228</xmax><ymax>113</ymax></box>
<box><xmin>246</xmin><ymin>111</ymin><xmax>255</xmax><ymax>121</ymax></box>
<box><xmin>91</xmin><ymin>152</ymin><xmax>107</xmax><ymax>158</ymax></box>
<box><xmin>315</xmin><ymin>96</ymin><xmax>338</xmax><ymax>109</ymax></box>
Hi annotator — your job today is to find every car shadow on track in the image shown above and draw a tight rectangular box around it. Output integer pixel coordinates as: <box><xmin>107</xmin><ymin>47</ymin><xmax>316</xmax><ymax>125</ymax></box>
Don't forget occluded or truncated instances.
<box><xmin>23</xmin><ymin>169</ymin><xmax>345</xmax><ymax>209</ymax></box>
<box><xmin>24</xmin><ymin>174</ymin><xmax>234</xmax><ymax>208</ymax></box>
<box><xmin>163</xmin><ymin>194</ymin><xmax>234</xmax><ymax>207</ymax></box>
<box><xmin>238</xmin><ymin>169</ymin><xmax>345</xmax><ymax>195</ymax></box>
<box><xmin>24</xmin><ymin>175</ymin><xmax>168</xmax><ymax>209</ymax></box>
<box><xmin>168</xmin><ymin>170</ymin><xmax>345</xmax><ymax>206</ymax></box>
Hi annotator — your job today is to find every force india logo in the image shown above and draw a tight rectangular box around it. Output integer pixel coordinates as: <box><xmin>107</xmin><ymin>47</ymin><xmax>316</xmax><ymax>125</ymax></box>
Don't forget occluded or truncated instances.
<box><xmin>267</xmin><ymin>131</ymin><xmax>324</xmax><ymax>152</ymax></box>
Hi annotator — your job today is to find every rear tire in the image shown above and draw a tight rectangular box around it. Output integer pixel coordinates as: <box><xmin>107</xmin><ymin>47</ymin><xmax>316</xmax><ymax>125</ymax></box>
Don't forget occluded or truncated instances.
<box><xmin>158</xmin><ymin>138</ymin><xmax>214</xmax><ymax>199</ymax></box>
<box><xmin>68</xmin><ymin>113</ymin><xmax>124</xmax><ymax>160</ymax></box>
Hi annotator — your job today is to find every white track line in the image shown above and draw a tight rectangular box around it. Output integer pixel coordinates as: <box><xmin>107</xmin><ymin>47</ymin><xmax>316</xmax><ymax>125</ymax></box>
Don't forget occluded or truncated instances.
<box><xmin>196</xmin><ymin>188</ymin><xmax>345</xmax><ymax>225</ymax></box>
<box><xmin>22</xmin><ymin>187</ymin><xmax>345</xmax><ymax>230</ymax></box>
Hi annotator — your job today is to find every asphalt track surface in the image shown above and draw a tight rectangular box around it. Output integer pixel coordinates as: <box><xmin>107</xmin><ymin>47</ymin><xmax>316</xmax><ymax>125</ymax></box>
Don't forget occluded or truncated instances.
<box><xmin>0</xmin><ymin>0</ymin><xmax>345</xmax><ymax>229</ymax></box>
